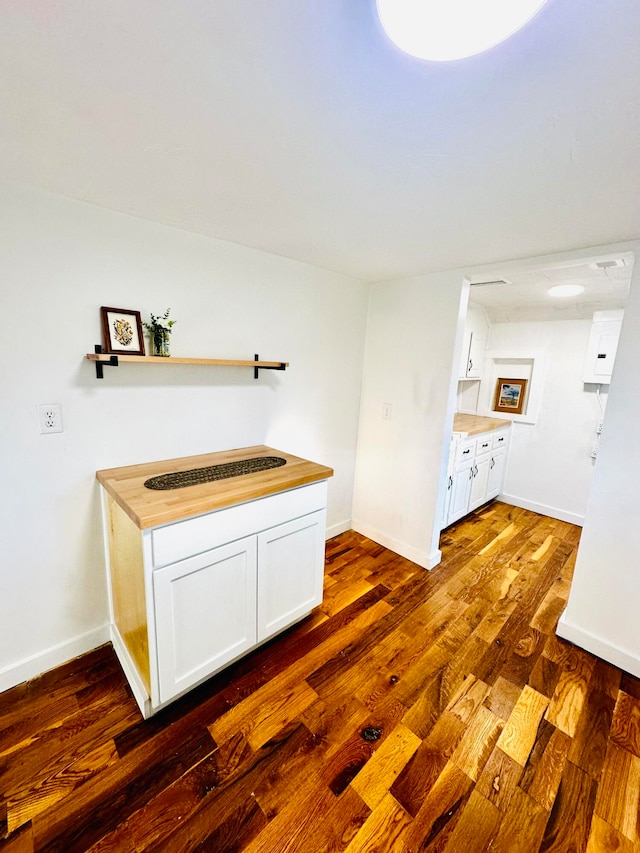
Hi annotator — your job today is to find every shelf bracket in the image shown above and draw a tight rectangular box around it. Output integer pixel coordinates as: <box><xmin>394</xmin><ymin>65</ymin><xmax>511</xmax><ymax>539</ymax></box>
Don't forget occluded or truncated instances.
<box><xmin>254</xmin><ymin>353</ymin><xmax>287</xmax><ymax>379</ymax></box>
<box><xmin>93</xmin><ymin>345</ymin><xmax>119</xmax><ymax>379</ymax></box>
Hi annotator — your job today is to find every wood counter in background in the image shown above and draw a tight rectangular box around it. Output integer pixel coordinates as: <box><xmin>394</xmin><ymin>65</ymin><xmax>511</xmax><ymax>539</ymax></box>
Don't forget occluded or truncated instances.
<box><xmin>453</xmin><ymin>413</ymin><xmax>511</xmax><ymax>436</ymax></box>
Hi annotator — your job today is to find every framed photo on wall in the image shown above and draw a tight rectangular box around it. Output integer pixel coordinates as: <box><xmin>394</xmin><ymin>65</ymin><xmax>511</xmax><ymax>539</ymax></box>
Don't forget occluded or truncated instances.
<box><xmin>493</xmin><ymin>378</ymin><xmax>528</xmax><ymax>415</ymax></box>
<box><xmin>100</xmin><ymin>307</ymin><xmax>145</xmax><ymax>355</ymax></box>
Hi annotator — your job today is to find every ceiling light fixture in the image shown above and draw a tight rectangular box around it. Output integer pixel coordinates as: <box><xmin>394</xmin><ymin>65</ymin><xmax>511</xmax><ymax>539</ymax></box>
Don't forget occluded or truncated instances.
<box><xmin>548</xmin><ymin>284</ymin><xmax>585</xmax><ymax>298</ymax></box>
<box><xmin>376</xmin><ymin>0</ymin><xmax>550</xmax><ymax>61</ymax></box>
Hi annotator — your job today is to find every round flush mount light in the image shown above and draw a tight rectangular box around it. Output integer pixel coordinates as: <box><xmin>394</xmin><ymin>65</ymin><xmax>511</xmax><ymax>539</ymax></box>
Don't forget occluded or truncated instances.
<box><xmin>376</xmin><ymin>0</ymin><xmax>550</xmax><ymax>61</ymax></box>
<box><xmin>548</xmin><ymin>284</ymin><xmax>585</xmax><ymax>298</ymax></box>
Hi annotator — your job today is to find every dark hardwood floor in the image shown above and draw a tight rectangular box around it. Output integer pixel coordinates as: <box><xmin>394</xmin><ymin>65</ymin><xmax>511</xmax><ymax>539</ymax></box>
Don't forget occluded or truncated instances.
<box><xmin>2</xmin><ymin>501</ymin><xmax>640</xmax><ymax>852</ymax></box>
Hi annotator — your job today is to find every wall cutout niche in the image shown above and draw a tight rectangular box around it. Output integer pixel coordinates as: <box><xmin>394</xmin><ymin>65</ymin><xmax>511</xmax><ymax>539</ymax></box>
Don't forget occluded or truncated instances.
<box><xmin>479</xmin><ymin>350</ymin><xmax>545</xmax><ymax>425</ymax></box>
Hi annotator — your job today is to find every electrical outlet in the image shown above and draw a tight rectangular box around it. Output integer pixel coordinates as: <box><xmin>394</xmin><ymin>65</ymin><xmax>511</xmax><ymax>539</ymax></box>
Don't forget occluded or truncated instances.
<box><xmin>382</xmin><ymin>403</ymin><xmax>392</xmax><ymax>421</ymax></box>
<box><xmin>37</xmin><ymin>404</ymin><xmax>63</xmax><ymax>434</ymax></box>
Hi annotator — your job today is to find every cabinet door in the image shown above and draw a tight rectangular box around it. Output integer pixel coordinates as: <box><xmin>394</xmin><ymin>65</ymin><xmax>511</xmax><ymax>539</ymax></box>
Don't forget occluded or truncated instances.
<box><xmin>466</xmin><ymin>331</ymin><xmax>486</xmax><ymax>379</ymax></box>
<box><xmin>257</xmin><ymin>510</ymin><xmax>326</xmax><ymax>643</ymax></box>
<box><xmin>459</xmin><ymin>328</ymin><xmax>473</xmax><ymax>379</ymax></box>
<box><xmin>469</xmin><ymin>454</ymin><xmax>491</xmax><ymax>511</ymax></box>
<box><xmin>442</xmin><ymin>473</ymin><xmax>453</xmax><ymax>528</ymax></box>
<box><xmin>154</xmin><ymin>536</ymin><xmax>257</xmax><ymax>704</ymax></box>
<box><xmin>447</xmin><ymin>460</ymin><xmax>474</xmax><ymax>525</ymax></box>
<box><xmin>487</xmin><ymin>449</ymin><xmax>506</xmax><ymax>500</ymax></box>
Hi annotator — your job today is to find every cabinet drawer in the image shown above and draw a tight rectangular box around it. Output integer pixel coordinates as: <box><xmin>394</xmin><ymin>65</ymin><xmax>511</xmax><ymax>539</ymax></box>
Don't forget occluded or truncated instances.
<box><xmin>151</xmin><ymin>480</ymin><xmax>328</xmax><ymax>568</ymax></box>
<box><xmin>475</xmin><ymin>435</ymin><xmax>492</xmax><ymax>457</ymax></box>
<box><xmin>492</xmin><ymin>430</ymin><xmax>510</xmax><ymax>450</ymax></box>
<box><xmin>456</xmin><ymin>439</ymin><xmax>475</xmax><ymax>466</ymax></box>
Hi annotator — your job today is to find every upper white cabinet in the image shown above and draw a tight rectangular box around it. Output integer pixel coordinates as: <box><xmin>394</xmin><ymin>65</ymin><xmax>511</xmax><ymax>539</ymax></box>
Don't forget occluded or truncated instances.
<box><xmin>582</xmin><ymin>310</ymin><xmax>624</xmax><ymax>384</ymax></box>
<box><xmin>459</xmin><ymin>304</ymin><xmax>489</xmax><ymax>380</ymax></box>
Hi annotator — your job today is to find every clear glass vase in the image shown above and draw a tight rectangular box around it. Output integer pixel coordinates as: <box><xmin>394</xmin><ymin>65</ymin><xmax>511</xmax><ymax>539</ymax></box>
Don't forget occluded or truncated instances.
<box><xmin>153</xmin><ymin>330</ymin><xmax>171</xmax><ymax>357</ymax></box>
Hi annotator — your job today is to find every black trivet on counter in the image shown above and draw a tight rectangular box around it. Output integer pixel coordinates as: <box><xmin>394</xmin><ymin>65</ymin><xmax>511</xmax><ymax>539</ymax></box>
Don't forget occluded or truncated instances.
<box><xmin>144</xmin><ymin>456</ymin><xmax>287</xmax><ymax>490</ymax></box>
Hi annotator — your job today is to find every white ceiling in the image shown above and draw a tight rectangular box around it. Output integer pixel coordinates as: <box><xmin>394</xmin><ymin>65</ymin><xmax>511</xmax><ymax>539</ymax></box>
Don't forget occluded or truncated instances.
<box><xmin>469</xmin><ymin>253</ymin><xmax>633</xmax><ymax>322</ymax></box>
<box><xmin>1</xmin><ymin>0</ymin><xmax>639</xmax><ymax>282</ymax></box>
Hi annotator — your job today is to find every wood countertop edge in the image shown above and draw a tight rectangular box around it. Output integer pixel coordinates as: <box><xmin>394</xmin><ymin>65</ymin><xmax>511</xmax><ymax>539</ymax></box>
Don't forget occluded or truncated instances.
<box><xmin>96</xmin><ymin>446</ymin><xmax>334</xmax><ymax>530</ymax></box>
<box><xmin>453</xmin><ymin>413</ymin><xmax>512</xmax><ymax>437</ymax></box>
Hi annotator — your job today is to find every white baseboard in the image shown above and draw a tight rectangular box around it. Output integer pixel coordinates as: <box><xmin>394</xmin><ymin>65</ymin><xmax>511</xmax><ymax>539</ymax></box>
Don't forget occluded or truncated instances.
<box><xmin>557</xmin><ymin>615</ymin><xmax>640</xmax><ymax>679</ymax></box>
<box><xmin>326</xmin><ymin>519</ymin><xmax>352</xmax><ymax>540</ymax></box>
<box><xmin>351</xmin><ymin>518</ymin><xmax>433</xmax><ymax>570</ymax></box>
<box><xmin>0</xmin><ymin>624</ymin><xmax>111</xmax><ymax>694</ymax></box>
<box><xmin>429</xmin><ymin>549</ymin><xmax>442</xmax><ymax>569</ymax></box>
<box><xmin>497</xmin><ymin>494</ymin><xmax>585</xmax><ymax>527</ymax></box>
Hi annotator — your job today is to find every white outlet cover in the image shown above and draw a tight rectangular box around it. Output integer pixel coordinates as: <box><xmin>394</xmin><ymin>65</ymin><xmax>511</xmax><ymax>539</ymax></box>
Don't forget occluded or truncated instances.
<box><xmin>37</xmin><ymin>404</ymin><xmax>63</xmax><ymax>433</ymax></box>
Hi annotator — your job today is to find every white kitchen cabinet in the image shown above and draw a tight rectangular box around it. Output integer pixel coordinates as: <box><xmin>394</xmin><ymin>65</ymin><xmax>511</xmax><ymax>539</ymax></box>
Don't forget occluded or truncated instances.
<box><xmin>257</xmin><ymin>512</ymin><xmax>325</xmax><ymax>642</ymax></box>
<box><xmin>154</xmin><ymin>536</ymin><xmax>258</xmax><ymax>704</ymax></box>
<box><xmin>469</xmin><ymin>452</ymin><xmax>492</xmax><ymax>512</ymax></box>
<box><xmin>98</xmin><ymin>449</ymin><xmax>331</xmax><ymax>719</ymax></box>
<box><xmin>153</xmin><ymin>507</ymin><xmax>326</xmax><ymax>706</ymax></box>
<box><xmin>486</xmin><ymin>447</ymin><xmax>507</xmax><ymax>501</ymax></box>
<box><xmin>443</xmin><ymin>425</ymin><xmax>510</xmax><ymax>528</ymax></box>
<box><xmin>448</xmin><ymin>458</ymin><xmax>474</xmax><ymax>524</ymax></box>
<box><xmin>459</xmin><ymin>305</ymin><xmax>488</xmax><ymax>380</ymax></box>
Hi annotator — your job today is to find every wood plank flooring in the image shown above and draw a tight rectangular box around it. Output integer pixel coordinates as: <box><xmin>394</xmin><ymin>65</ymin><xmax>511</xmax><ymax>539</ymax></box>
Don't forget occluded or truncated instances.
<box><xmin>2</xmin><ymin>501</ymin><xmax>640</xmax><ymax>851</ymax></box>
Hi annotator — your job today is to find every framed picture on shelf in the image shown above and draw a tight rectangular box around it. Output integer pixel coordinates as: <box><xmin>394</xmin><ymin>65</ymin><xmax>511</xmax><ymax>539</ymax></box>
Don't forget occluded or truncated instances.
<box><xmin>493</xmin><ymin>378</ymin><xmax>527</xmax><ymax>415</ymax></box>
<box><xmin>100</xmin><ymin>307</ymin><xmax>145</xmax><ymax>355</ymax></box>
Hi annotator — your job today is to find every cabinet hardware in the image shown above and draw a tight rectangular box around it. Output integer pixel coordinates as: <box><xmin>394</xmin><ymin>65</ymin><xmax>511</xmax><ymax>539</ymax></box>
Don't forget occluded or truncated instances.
<box><xmin>490</xmin><ymin>458</ymin><xmax>495</xmax><ymax>468</ymax></box>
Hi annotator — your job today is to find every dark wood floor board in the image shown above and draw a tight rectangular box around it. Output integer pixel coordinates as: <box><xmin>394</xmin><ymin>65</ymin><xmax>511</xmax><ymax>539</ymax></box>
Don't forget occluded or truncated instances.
<box><xmin>0</xmin><ymin>686</ymin><xmax>137</xmax><ymax>799</ymax></box>
<box><xmin>489</xmin><ymin>785</ymin><xmax>549</xmax><ymax>853</ymax></box>
<box><xmin>0</xmin><ymin>646</ymin><xmax>118</xmax><ymax>727</ymax></box>
<box><xmin>610</xmin><ymin>691</ymin><xmax>640</xmax><ymax>758</ymax></box>
<box><xmin>538</xmin><ymin>760</ymin><xmax>597</xmax><ymax>853</ymax></box>
<box><xmin>2</xmin><ymin>501</ymin><xmax>639</xmax><ymax>851</ymax></box>
<box><xmin>32</xmin><ymin>726</ymin><xmax>216</xmax><ymax>853</ymax></box>
<box><xmin>343</xmin><ymin>791</ymin><xmax>412</xmax><ymax>853</ymax></box>
<box><xmin>5</xmin><ymin>738</ymin><xmax>119</xmax><ymax>836</ymax></box>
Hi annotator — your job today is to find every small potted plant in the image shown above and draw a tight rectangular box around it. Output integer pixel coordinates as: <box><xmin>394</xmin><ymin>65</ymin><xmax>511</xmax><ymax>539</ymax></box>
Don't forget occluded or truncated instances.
<box><xmin>144</xmin><ymin>309</ymin><xmax>176</xmax><ymax>357</ymax></box>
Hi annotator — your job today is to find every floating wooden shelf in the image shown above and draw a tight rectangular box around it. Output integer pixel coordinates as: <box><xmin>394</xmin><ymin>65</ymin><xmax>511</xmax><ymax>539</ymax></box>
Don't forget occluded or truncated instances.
<box><xmin>86</xmin><ymin>348</ymin><xmax>289</xmax><ymax>379</ymax></box>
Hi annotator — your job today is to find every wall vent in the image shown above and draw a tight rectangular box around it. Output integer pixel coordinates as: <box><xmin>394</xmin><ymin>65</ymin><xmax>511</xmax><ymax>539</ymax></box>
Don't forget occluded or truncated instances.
<box><xmin>589</xmin><ymin>259</ymin><xmax>625</xmax><ymax>270</ymax></box>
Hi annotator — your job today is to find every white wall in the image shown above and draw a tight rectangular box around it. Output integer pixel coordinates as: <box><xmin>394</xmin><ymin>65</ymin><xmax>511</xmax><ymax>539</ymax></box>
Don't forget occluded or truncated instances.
<box><xmin>0</xmin><ymin>184</ymin><xmax>369</xmax><ymax>690</ymax></box>
<box><xmin>480</xmin><ymin>319</ymin><xmax>606</xmax><ymax>525</ymax></box>
<box><xmin>558</xmin><ymin>258</ymin><xmax>640</xmax><ymax>676</ymax></box>
<box><xmin>352</xmin><ymin>271</ymin><xmax>464</xmax><ymax>568</ymax></box>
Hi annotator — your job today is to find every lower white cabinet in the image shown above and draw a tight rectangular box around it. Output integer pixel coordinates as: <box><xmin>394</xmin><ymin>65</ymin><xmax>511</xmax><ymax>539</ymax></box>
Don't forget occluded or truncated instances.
<box><xmin>102</xmin><ymin>479</ymin><xmax>328</xmax><ymax>718</ymax></box>
<box><xmin>154</xmin><ymin>536</ymin><xmax>258</xmax><ymax>705</ymax></box>
<box><xmin>487</xmin><ymin>447</ymin><xmax>507</xmax><ymax>500</ymax></box>
<box><xmin>448</xmin><ymin>458</ymin><xmax>473</xmax><ymax>524</ymax></box>
<box><xmin>469</xmin><ymin>452</ymin><xmax>491</xmax><ymax>512</ymax></box>
<box><xmin>153</xmin><ymin>510</ymin><xmax>326</xmax><ymax>705</ymax></box>
<box><xmin>257</xmin><ymin>513</ymin><xmax>325</xmax><ymax>642</ymax></box>
<box><xmin>443</xmin><ymin>427</ymin><xmax>510</xmax><ymax>527</ymax></box>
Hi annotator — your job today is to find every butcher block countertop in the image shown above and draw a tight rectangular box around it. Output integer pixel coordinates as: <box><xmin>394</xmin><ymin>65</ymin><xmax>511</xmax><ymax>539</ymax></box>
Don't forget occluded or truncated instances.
<box><xmin>453</xmin><ymin>413</ymin><xmax>511</xmax><ymax>436</ymax></box>
<box><xmin>97</xmin><ymin>445</ymin><xmax>334</xmax><ymax>530</ymax></box>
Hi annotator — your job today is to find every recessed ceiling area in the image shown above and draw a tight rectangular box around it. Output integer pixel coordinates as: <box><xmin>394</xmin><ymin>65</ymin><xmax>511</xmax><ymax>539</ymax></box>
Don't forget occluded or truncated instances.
<box><xmin>1</xmin><ymin>1</ymin><xmax>639</xmax><ymax>282</ymax></box>
<box><xmin>468</xmin><ymin>253</ymin><xmax>633</xmax><ymax>323</ymax></box>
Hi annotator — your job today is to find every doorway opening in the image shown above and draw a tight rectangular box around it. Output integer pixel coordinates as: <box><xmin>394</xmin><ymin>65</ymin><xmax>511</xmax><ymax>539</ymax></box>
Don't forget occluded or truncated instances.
<box><xmin>439</xmin><ymin>249</ymin><xmax>634</xmax><ymax>536</ymax></box>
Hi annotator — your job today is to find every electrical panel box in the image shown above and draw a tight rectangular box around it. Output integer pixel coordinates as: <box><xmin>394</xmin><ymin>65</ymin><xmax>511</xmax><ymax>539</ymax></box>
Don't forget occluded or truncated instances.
<box><xmin>582</xmin><ymin>310</ymin><xmax>624</xmax><ymax>384</ymax></box>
